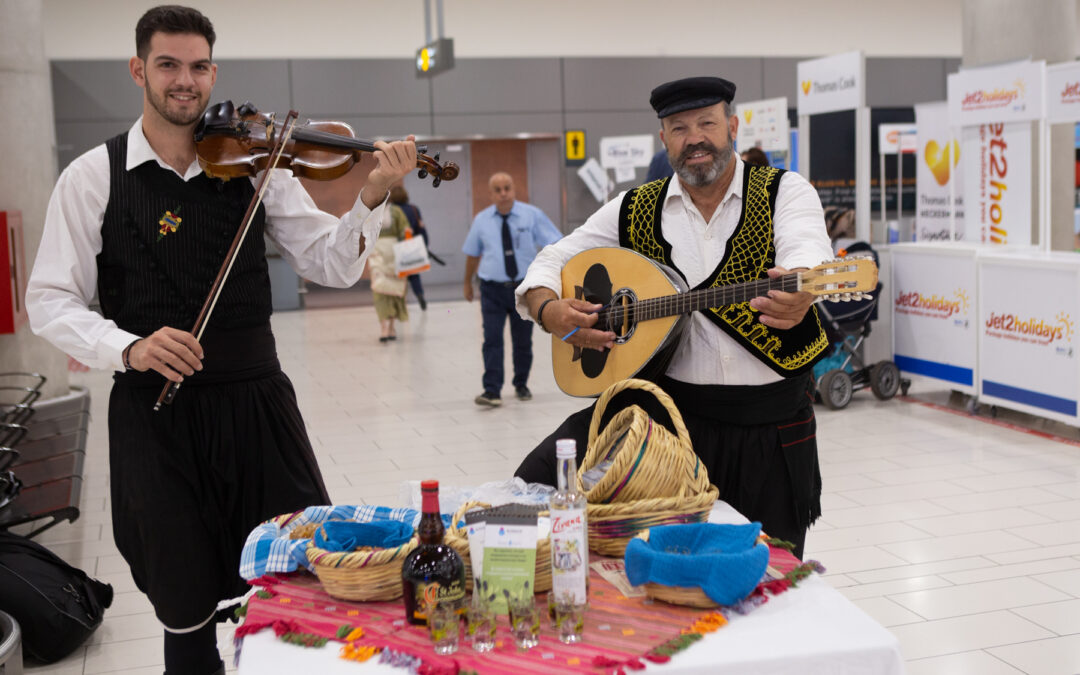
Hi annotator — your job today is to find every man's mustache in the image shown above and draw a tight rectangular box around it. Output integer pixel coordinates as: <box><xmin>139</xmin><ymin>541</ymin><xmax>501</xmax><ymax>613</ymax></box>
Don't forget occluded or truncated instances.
<box><xmin>678</xmin><ymin>142</ymin><xmax>719</xmax><ymax>162</ymax></box>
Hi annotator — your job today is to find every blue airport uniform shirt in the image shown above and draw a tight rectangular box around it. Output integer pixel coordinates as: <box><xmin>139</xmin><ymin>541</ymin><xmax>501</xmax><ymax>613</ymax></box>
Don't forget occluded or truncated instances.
<box><xmin>462</xmin><ymin>201</ymin><xmax>562</xmax><ymax>282</ymax></box>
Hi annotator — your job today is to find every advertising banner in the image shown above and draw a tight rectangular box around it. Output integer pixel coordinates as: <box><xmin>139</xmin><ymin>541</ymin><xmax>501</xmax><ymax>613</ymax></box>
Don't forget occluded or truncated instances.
<box><xmin>598</xmin><ymin>135</ymin><xmax>654</xmax><ymax>169</ymax></box>
<box><xmin>915</xmin><ymin>102</ymin><xmax>963</xmax><ymax>241</ymax></box>
<box><xmin>797</xmin><ymin>51</ymin><xmax>863</xmax><ymax>116</ymax></box>
<box><xmin>891</xmin><ymin>246</ymin><xmax>978</xmax><ymax>392</ymax></box>
<box><xmin>947</xmin><ymin>60</ymin><xmax>1044</xmax><ymax>127</ymax></box>
<box><xmin>1046</xmin><ymin>61</ymin><xmax>1080</xmax><ymax>124</ymax></box>
<box><xmin>878</xmin><ymin>123</ymin><xmax>917</xmax><ymax>155</ymax></box>
<box><xmin>960</xmin><ymin>122</ymin><xmax>1031</xmax><ymax>245</ymax></box>
<box><xmin>978</xmin><ymin>257</ymin><xmax>1078</xmax><ymax>423</ymax></box>
<box><xmin>736</xmin><ymin>97</ymin><xmax>790</xmax><ymax>152</ymax></box>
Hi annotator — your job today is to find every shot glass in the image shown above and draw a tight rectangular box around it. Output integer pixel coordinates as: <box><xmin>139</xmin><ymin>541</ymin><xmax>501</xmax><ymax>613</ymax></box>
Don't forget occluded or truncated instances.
<box><xmin>466</xmin><ymin>603</ymin><xmax>497</xmax><ymax>652</ymax></box>
<box><xmin>547</xmin><ymin>592</ymin><xmax>586</xmax><ymax>644</ymax></box>
<box><xmin>426</xmin><ymin>603</ymin><xmax>461</xmax><ymax>655</ymax></box>
<box><xmin>508</xmin><ymin>596</ymin><xmax>540</xmax><ymax>649</ymax></box>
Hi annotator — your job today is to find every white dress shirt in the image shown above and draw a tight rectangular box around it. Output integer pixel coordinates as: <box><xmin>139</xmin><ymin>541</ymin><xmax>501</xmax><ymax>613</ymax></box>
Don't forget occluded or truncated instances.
<box><xmin>515</xmin><ymin>158</ymin><xmax>832</xmax><ymax>386</ymax></box>
<box><xmin>26</xmin><ymin>118</ymin><xmax>389</xmax><ymax>372</ymax></box>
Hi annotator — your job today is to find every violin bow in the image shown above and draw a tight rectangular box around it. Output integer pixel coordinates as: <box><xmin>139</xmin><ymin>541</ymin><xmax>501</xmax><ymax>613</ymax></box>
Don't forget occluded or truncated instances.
<box><xmin>154</xmin><ymin>110</ymin><xmax>301</xmax><ymax>411</ymax></box>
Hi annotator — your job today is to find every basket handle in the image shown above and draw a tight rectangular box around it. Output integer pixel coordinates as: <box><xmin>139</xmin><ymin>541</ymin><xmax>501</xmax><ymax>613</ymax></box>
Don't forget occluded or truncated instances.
<box><xmin>587</xmin><ymin>378</ymin><xmax>692</xmax><ymax>451</ymax></box>
<box><xmin>448</xmin><ymin>500</ymin><xmax>491</xmax><ymax>540</ymax></box>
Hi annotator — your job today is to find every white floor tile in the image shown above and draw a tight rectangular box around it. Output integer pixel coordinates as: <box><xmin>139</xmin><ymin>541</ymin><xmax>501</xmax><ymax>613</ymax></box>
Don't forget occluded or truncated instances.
<box><xmin>889</xmin><ymin>577</ymin><xmax>1070</xmax><ymax>620</ymax></box>
<box><xmin>988</xmin><ymin>635</ymin><xmax>1080</xmax><ymax>675</ymax></box>
<box><xmin>890</xmin><ymin>611</ymin><xmax>1053</xmax><ymax>660</ymax></box>
<box><xmin>906</xmin><ymin>650</ymin><xmax>1025</xmax><ymax>675</ymax></box>
<box><xmin>1012</xmin><ymin>598</ymin><xmax>1080</xmax><ymax>635</ymax></box>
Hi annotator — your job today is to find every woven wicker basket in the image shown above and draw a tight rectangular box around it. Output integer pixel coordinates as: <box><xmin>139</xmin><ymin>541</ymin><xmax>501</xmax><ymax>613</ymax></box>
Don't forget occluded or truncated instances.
<box><xmin>580</xmin><ymin>379</ymin><xmax>718</xmax><ymax>557</ymax></box>
<box><xmin>633</xmin><ymin>530</ymin><xmax>718</xmax><ymax>608</ymax></box>
<box><xmin>445</xmin><ymin>501</ymin><xmax>552</xmax><ymax>594</ymax></box>
<box><xmin>305</xmin><ymin>528</ymin><xmax>418</xmax><ymax>602</ymax></box>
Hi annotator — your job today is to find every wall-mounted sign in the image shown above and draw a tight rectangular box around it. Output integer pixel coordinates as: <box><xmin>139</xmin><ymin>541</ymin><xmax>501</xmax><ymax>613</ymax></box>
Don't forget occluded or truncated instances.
<box><xmin>415</xmin><ymin>37</ymin><xmax>455</xmax><ymax>78</ymax></box>
<box><xmin>1046</xmin><ymin>61</ymin><xmax>1080</xmax><ymax>124</ymax></box>
<box><xmin>565</xmin><ymin>130</ymin><xmax>586</xmax><ymax>165</ymax></box>
<box><xmin>947</xmin><ymin>60</ymin><xmax>1044</xmax><ymax>126</ymax></box>
<box><xmin>878</xmin><ymin>123</ymin><xmax>917</xmax><ymax>155</ymax></box>
<box><xmin>598</xmin><ymin>135</ymin><xmax>654</xmax><ymax>169</ymax></box>
<box><xmin>796</xmin><ymin>51</ymin><xmax>863</xmax><ymax>116</ymax></box>
<box><xmin>736</xmin><ymin>97</ymin><xmax>789</xmax><ymax>152</ymax></box>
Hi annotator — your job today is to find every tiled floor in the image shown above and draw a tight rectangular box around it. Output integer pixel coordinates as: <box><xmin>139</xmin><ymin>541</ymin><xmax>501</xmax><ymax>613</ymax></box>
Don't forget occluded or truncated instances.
<box><xmin>19</xmin><ymin>298</ymin><xmax>1080</xmax><ymax>675</ymax></box>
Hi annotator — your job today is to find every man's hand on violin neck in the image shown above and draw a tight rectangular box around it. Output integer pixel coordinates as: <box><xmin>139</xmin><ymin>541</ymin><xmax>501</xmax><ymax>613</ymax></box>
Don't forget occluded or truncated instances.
<box><xmin>361</xmin><ymin>136</ymin><xmax>418</xmax><ymax>208</ymax></box>
<box><xmin>128</xmin><ymin>326</ymin><xmax>204</xmax><ymax>383</ymax></box>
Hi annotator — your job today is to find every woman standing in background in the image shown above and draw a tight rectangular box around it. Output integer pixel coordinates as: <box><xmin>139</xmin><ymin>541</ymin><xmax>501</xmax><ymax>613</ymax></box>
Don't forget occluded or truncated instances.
<box><xmin>390</xmin><ymin>185</ymin><xmax>430</xmax><ymax>310</ymax></box>
<box><xmin>369</xmin><ymin>203</ymin><xmax>410</xmax><ymax>341</ymax></box>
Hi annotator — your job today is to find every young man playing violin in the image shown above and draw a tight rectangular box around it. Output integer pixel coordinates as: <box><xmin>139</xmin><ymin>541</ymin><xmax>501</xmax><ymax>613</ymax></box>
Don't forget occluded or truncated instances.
<box><xmin>26</xmin><ymin>6</ymin><xmax>417</xmax><ymax>674</ymax></box>
<box><xmin>514</xmin><ymin>77</ymin><xmax>833</xmax><ymax>560</ymax></box>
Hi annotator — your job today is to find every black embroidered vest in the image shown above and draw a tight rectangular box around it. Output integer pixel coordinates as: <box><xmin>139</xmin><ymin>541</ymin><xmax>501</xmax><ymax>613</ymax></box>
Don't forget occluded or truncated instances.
<box><xmin>617</xmin><ymin>167</ymin><xmax>828</xmax><ymax>377</ymax></box>
<box><xmin>98</xmin><ymin>133</ymin><xmax>271</xmax><ymax>337</ymax></box>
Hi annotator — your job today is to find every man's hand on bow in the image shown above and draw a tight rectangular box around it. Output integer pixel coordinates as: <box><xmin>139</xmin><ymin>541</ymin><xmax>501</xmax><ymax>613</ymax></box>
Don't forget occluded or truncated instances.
<box><xmin>126</xmin><ymin>326</ymin><xmax>204</xmax><ymax>383</ymax></box>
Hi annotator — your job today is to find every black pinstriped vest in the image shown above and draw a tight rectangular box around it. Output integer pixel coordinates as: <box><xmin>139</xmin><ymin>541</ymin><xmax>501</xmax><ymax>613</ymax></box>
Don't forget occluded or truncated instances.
<box><xmin>97</xmin><ymin>133</ymin><xmax>271</xmax><ymax>337</ymax></box>
<box><xmin>617</xmin><ymin>167</ymin><xmax>828</xmax><ymax>377</ymax></box>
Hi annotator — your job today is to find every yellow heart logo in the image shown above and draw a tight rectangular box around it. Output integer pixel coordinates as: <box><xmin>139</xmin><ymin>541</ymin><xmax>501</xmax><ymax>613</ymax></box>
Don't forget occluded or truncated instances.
<box><xmin>924</xmin><ymin>139</ymin><xmax>960</xmax><ymax>186</ymax></box>
<box><xmin>801</xmin><ymin>80</ymin><xmax>811</xmax><ymax>95</ymax></box>
<box><xmin>743</xmin><ymin>110</ymin><xmax>753</xmax><ymax>124</ymax></box>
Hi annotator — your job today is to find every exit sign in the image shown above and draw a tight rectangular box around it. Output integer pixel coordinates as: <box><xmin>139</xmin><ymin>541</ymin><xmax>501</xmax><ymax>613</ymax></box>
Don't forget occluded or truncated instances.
<box><xmin>415</xmin><ymin>38</ymin><xmax>455</xmax><ymax>78</ymax></box>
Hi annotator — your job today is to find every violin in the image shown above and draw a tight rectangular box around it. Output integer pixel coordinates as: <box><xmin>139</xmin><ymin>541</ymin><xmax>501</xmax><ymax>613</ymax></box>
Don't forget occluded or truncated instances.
<box><xmin>193</xmin><ymin>100</ymin><xmax>459</xmax><ymax>186</ymax></box>
<box><xmin>154</xmin><ymin>104</ymin><xmax>454</xmax><ymax>411</ymax></box>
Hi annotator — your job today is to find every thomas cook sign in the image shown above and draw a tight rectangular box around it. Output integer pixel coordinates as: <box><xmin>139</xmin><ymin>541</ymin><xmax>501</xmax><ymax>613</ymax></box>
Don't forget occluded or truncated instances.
<box><xmin>797</xmin><ymin>51</ymin><xmax>863</xmax><ymax>116</ymax></box>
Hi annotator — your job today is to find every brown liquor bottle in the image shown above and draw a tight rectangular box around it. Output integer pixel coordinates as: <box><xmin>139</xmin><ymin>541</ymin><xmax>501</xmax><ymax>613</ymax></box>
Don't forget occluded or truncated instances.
<box><xmin>401</xmin><ymin>480</ymin><xmax>466</xmax><ymax>625</ymax></box>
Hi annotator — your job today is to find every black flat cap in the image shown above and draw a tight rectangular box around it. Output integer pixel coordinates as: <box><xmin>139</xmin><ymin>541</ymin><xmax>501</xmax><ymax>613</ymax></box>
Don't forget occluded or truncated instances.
<box><xmin>650</xmin><ymin>76</ymin><xmax>736</xmax><ymax>118</ymax></box>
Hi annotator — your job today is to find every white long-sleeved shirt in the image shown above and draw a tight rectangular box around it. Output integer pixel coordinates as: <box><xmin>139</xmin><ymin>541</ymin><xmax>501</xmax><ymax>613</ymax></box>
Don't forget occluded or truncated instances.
<box><xmin>26</xmin><ymin>118</ymin><xmax>388</xmax><ymax>372</ymax></box>
<box><xmin>515</xmin><ymin>158</ymin><xmax>833</xmax><ymax>386</ymax></box>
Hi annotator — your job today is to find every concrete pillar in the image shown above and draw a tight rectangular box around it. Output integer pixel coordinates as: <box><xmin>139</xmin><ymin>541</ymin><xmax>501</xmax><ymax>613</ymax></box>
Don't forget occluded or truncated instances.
<box><xmin>962</xmin><ymin>0</ymin><xmax>1077</xmax><ymax>251</ymax></box>
<box><xmin>0</xmin><ymin>0</ymin><xmax>69</xmax><ymax>397</ymax></box>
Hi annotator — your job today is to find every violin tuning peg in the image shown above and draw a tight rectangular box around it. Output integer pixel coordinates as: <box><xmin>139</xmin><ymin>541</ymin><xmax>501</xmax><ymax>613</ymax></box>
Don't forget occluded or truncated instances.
<box><xmin>432</xmin><ymin>177</ymin><xmax>442</xmax><ymax>188</ymax></box>
<box><xmin>433</xmin><ymin>152</ymin><xmax>440</xmax><ymax>162</ymax></box>
<box><xmin>237</xmin><ymin>101</ymin><xmax>258</xmax><ymax>116</ymax></box>
<box><xmin>417</xmin><ymin>144</ymin><xmax>428</xmax><ymax>155</ymax></box>
<box><xmin>417</xmin><ymin>168</ymin><xmax>428</xmax><ymax>179</ymax></box>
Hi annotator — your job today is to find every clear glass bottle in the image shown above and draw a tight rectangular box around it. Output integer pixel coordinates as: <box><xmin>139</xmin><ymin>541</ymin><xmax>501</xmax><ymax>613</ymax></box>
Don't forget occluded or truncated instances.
<box><xmin>401</xmin><ymin>480</ymin><xmax>466</xmax><ymax>625</ymax></box>
<box><xmin>549</xmin><ymin>439</ymin><xmax>588</xmax><ymax>605</ymax></box>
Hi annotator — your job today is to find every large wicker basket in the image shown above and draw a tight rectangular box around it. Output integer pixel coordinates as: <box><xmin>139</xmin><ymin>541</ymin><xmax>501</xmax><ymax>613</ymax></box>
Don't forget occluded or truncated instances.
<box><xmin>580</xmin><ymin>379</ymin><xmax>718</xmax><ymax>557</ymax></box>
<box><xmin>445</xmin><ymin>501</ymin><xmax>552</xmax><ymax>594</ymax></box>
<box><xmin>305</xmin><ymin>528</ymin><xmax>418</xmax><ymax>602</ymax></box>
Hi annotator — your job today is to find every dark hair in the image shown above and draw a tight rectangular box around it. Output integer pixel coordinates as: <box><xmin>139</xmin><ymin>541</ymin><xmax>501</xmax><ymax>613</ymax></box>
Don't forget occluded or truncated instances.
<box><xmin>741</xmin><ymin>146</ymin><xmax>769</xmax><ymax>167</ymax></box>
<box><xmin>136</xmin><ymin>5</ymin><xmax>216</xmax><ymax>60</ymax></box>
<box><xmin>389</xmin><ymin>185</ymin><xmax>409</xmax><ymax>204</ymax></box>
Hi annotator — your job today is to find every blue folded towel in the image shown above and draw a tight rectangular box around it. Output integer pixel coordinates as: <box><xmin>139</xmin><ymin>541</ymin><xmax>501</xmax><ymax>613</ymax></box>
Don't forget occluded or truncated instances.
<box><xmin>313</xmin><ymin>520</ymin><xmax>414</xmax><ymax>552</ymax></box>
<box><xmin>624</xmin><ymin>522</ymin><xmax>769</xmax><ymax>606</ymax></box>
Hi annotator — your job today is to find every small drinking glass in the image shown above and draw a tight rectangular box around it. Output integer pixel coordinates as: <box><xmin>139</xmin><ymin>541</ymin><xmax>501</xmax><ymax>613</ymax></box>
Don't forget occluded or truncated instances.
<box><xmin>508</xmin><ymin>596</ymin><xmax>541</xmax><ymax>649</ymax></box>
<box><xmin>466</xmin><ymin>603</ymin><xmax>497</xmax><ymax>652</ymax></box>
<box><xmin>426</xmin><ymin>603</ymin><xmax>461</xmax><ymax>655</ymax></box>
<box><xmin>547</xmin><ymin>592</ymin><xmax>586</xmax><ymax>644</ymax></box>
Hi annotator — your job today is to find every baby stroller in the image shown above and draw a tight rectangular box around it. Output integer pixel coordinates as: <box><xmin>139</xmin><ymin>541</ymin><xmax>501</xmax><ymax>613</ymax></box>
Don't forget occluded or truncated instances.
<box><xmin>814</xmin><ymin>242</ymin><xmax>910</xmax><ymax>410</ymax></box>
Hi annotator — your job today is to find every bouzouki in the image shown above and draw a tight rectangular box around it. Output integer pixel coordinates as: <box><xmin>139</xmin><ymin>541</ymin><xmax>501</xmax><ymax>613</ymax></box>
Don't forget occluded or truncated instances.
<box><xmin>552</xmin><ymin>247</ymin><xmax>878</xmax><ymax>397</ymax></box>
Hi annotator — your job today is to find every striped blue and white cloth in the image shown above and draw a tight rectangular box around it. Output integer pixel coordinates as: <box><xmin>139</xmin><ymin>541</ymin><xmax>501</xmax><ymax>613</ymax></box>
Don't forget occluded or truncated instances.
<box><xmin>239</xmin><ymin>504</ymin><xmax>422</xmax><ymax>580</ymax></box>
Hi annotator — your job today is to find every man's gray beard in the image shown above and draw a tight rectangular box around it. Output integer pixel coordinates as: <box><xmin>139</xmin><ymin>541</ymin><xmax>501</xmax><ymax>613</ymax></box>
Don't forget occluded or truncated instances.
<box><xmin>674</xmin><ymin>144</ymin><xmax>733</xmax><ymax>187</ymax></box>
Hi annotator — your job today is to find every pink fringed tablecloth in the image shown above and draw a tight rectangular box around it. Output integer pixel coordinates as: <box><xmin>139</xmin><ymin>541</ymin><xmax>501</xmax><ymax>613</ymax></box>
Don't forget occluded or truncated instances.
<box><xmin>236</xmin><ymin>545</ymin><xmax>807</xmax><ymax>674</ymax></box>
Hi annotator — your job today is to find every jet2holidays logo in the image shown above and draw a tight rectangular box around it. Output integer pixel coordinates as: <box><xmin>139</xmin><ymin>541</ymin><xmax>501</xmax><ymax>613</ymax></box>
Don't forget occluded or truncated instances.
<box><xmin>895</xmin><ymin>287</ymin><xmax>970</xmax><ymax>327</ymax></box>
<box><xmin>985</xmin><ymin>309</ymin><xmax>1074</xmax><ymax>355</ymax></box>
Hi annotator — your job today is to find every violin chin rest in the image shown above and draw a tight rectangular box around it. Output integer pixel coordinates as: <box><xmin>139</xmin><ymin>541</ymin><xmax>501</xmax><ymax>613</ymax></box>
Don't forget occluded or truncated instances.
<box><xmin>196</xmin><ymin>100</ymin><xmax>236</xmax><ymax>141</ymax></box>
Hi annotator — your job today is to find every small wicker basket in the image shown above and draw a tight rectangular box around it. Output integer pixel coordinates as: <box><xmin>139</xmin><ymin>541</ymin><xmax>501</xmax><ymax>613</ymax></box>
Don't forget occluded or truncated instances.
<box><xmin>445</xmin><ymin>501</ymin><xmax>552</xmax><ymax>594</ymax></box>
<box><xmin>633</xmin><ymin>530</ymin><xmax>718</xmax><ymax>608</ymax></box>
<box><xmin>580</xmin><ymin>379</ymin><xmax>718</xmax><ymax>558</ymax></box>
<box><xmin>305</xmin><ymin>528</ymin><xmax>418</xmax><ymax>602</ymax></box>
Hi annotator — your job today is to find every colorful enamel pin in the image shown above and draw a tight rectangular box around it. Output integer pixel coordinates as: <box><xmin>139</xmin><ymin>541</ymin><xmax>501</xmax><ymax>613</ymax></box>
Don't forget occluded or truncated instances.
<box><xmin>157</xmin><ymin>206</ymin><xmax>182</xmax><ymax>241</ymax></box>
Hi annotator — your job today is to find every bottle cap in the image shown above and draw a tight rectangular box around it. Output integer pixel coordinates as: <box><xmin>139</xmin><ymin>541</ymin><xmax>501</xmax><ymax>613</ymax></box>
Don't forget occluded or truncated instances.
<box><xmin>420</xmin><ymin>479</ymin><xmax>439</xmax><ymax>491</ymax></box>
<box><xmin>555</xmin><ymin>439</ymin><xmax>576</xmax><ymax>459</ymax></box>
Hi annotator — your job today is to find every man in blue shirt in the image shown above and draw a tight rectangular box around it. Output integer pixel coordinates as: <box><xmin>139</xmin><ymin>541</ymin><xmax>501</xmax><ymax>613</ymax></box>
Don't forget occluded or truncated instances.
<box><xmin>463</xmin><ymin>172</ymin><xmax>562</xmax><ymax>406</ymax></box>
